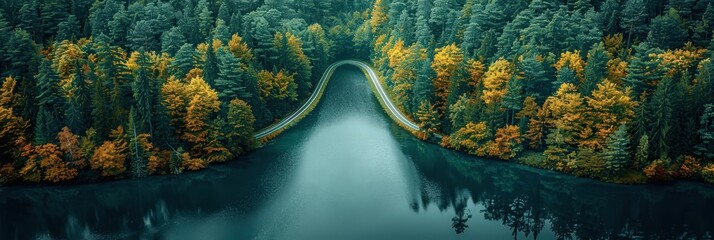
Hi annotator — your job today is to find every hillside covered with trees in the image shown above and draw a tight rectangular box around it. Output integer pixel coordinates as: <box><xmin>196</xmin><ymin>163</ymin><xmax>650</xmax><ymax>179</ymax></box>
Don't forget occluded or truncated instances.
<box><xmin>1</xmin><ymin>0</ymin><xmax>714</xmax><ymax>185</ymax></box>
<box><xmin>368</xmin><ymin>0</ymin><xmax>714</xmax><ymax>183</ymax></box>
<box><xmin>0</xmin><ymin>0</ymin><xmax>369</xmax><ymax>184</ymax></box>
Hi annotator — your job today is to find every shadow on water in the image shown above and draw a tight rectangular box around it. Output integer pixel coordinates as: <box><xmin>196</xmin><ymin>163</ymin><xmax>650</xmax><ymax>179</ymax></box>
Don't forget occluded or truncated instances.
<box><xmin>1</xmin><ymin>66</ymin><xmax>714</xmax><ymax>240</ymax></box>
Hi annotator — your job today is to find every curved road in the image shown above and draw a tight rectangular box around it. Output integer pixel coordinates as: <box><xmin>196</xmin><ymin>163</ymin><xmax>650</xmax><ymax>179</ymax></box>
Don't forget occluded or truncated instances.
<box><xmin>254</xmin><ymin>60</ymin><xmax>420</xmax><ymax>140</ymax></box>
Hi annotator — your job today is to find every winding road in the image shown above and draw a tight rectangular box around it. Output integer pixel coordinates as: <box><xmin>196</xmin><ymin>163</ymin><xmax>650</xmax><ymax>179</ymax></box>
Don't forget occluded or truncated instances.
<box><xmin>253</xmin><ymin>60</ymin><xmax>420</xmax><ymax>140</ymax></box>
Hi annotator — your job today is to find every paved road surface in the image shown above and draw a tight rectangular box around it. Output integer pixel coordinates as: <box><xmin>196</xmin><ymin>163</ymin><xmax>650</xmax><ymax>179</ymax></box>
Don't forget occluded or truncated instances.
<box><xmin>254</xmin><ymin>60</ymin><xmax>420</xmax><ymax>140</ymax></box>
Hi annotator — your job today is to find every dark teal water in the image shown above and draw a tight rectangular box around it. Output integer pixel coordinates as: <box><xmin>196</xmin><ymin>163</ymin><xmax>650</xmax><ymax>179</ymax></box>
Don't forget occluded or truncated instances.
<box><xmin>1</xmin><ymin>66</ymin><xmax>714</xmax><ymax>240</ymax></box>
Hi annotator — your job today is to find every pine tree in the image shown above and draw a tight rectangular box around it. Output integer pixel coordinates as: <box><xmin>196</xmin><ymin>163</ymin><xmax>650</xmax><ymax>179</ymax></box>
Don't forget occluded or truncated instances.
<box><xmin>430</xmin><ymin>0</ymin><xmax>453</xmax><ymax>38</ymax></box>
<box><xmin>5</xmin><ymin>29</ymin><xmax>38</xmax><ymax>121</ymax></box>
<box><xmin>461</xmin><ymin>5</ymin><xmax>482</xmax><ymax>57</ymax></box>
<box><xmin>197</xmin><ymin>1</ymin><xmax>214</xmax><ymax>40</ymax></box>
<box><xmin>215</xmin><ymin>47</ymin><xmax>248</xmax><ymax>103</ymax></box>
<box><xmin>416</xmin><ymin>100</ymin><xmax>440</xmax><ymax>135</ymax></box>
<box><xmin>203</xmin><ymin>42</ymin><xmax>219</xmax><ymax>87</ymax></box>
<box><xmin>161</xmin><ymin>27</ymin><xmax>187</xmax><ymax>55</ymax></box>
<box><xmin>603</xmin><ymin>124</ymin><xmax>631</xmax><ymax>175</ymax></box>
<box><xmin>620</xmin><ymin>0</ymin><xmax>648</xmax><ymax>48</ymax></box>
<box><xmin>108</xmin><ymin>6</ymin><xmax>130</xmax><ymax>47</ymax></box>
<box><xmin>598</xmin><ymin>0</ymin><xmax>620</xmax><ymax>35</ymax></box>
<box><xmin>519</xmin><ymin>55</ymin><xmax>553</xmax><ymax>102</ymax></box>
<box><xmin>412</xmin><ymin>58</ymin><xmax>435</xmax><ymax>114</ymax></box>
<box><xmin>582</xmin><ymin>42</ymin><xmax>609</xmax><ymax>96</ymax></box>
<box><xmin>35</xmin><ymin>59</ymin><xmax>63</xmax><ymax>144</ymax></box>
<box><xmin>624</xmin><ymin>43</ymin><xmax>664</xmax><ymax>94</ymax></box>
<box><xmin>133</xmin><ymin>52</ymin><xmax>153</xmax><ymax>135</ymax></box>
<box><xmin>127</xmin><ymin>107</ymin><xmax>147</xmax><ymax>178</ymax></box>
<box><xmin>65</xmin><ymin>59</ymin><xmax>90</xmax><ymax>134</ymax></box>
<box><xmin>647</xmin><ymin>78</ymin><xmax>674</xmax><ymax>159</ymax></box>
<box><xmin>635</xmin><ymin>134</ymin><xmax>650</xmax><ymax>169</ymax></box>
<box><xmin>56</xmin><ymin>15</ymin><xmax>80</xmax><ymax>41</ymax></box>
<box><xmin>647</xmin><ymin>11</ymin><xmax>688</xmax><ymax>50</ymax></box>
<box><xmin>170</xmin><ymin>43</ymin><xmax>197</xmax><ymax>79</ymax></box>
<box><xmin>554</xmin><ymin>67</ymin><xmax>578</xmax><ymax>89</ymax></box>
<box><xmin>251</xmin><ymin>17</ymin><xmax>273</xmax><ymax>67</ymax></box>
<box><xmin>40</xmin><ymin>0</ymin><xmax>68</xmax><ymax>39</ymax></box>
<box><xmin>502</xmin><ymin>76</ymin><xmax>523</xmax><ymax>125</ymax></box>
<box><xmin>225</xmin><ymin>99</ymin><xmax>256</xmax><ymax>155</ymax></box>
<box><xmin>695</xmin><ymin>104</ymin><xmax>714</xmax><ymax>161</ymax></box>
<box><xmin>18</xmin><ymin>2</ymin><xmax>40</xmax><ymax>39</ymax></box>
<box><xmin>213</xmin><ymin>19</ymin><xmax>232</xmax><ymax>43</ymax></box>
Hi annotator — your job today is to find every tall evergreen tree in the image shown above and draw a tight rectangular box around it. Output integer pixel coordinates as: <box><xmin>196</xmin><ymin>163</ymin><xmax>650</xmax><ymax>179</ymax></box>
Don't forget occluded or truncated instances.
<box><xmin>203</xmin><ymin>43</ymin><xmax>219</xmax><ymax>87</ymax></box>
<box><xmin>35</xmin><ymin>59</ymin><xmax>64</xmax><ymax>144</ymax></box>
<box><xmin>215</xmin><ymin>48</ymin><xmax>248</xmax><ymax>103</ymax></box>
<box><xmin>647</xmin><ymin>77</ymin><xmax>675</xmax><ymax>158</ymax></box>
<box><xmin>624</xmin><ymin>43</ymin><xmax>664</xmax><ymax>94</ymax></box>
<box><xmin>57</xmin><ymin>15</ymin><xmax>81</xmax><ymax>41</ymax></box>
<box><xmin>412</xmin><ymin>58</ymin><xmax>436</xmax><ymax>115</ymax></box>
<box><xmin>647</xmin><ymin>11</ymin><xmax>688</xmax><ymax>49</ymax></box>
<box><xmin>581</xmin><ymin>43</ymin><xmax>609</xmax><ymax>96</ymax></box>
<box><xmin>65</xmin><ymin>59</ymin><xmax>91</xmax><ymax>134</ymax></box>
<box><xmin>133</xmin><ymin>51</ymin><xmax>153</xmax><ymax>135</ymax></box>
<box><xmin>170</xmin><ymin>43</ymin><xmax>197</xmax><ymax>79</ymax></box>
<box><xmin>604</xmin><ymin>124</ymin><xmax>631</xmax><ymax>175</ymax></box>
<box><xmin>695</xmin><ymin>104</ymin><xmax>714</xmax><ymax>161</ymax></box>
<box><xmin>620</xmin><ymin>0</ymin><xmax>648</xmax><ymax>48</ymax></box>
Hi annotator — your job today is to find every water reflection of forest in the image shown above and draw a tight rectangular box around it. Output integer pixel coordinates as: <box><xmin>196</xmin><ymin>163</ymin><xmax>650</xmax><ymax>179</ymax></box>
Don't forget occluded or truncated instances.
<box><xmin>406</xmin><ymin>137</ymin><xmax>714</xmax><ymax>240</ymax></box>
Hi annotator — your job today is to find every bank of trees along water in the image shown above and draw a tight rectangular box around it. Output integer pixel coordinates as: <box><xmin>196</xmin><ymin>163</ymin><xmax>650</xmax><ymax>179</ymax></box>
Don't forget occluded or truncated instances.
<box><xmin>2</xmin><ymin>0</ymin><xmax>714</xmax><ymax>186</ymax></box>
<box><xmin>368</xmin><ymin>0</ymin><xmax>714</xmax><ymax>184</ymax></box>
<box><xmin>0</xmin><ymin>0</ymin><xmax>373</xmax><ymax>184</ymax></box>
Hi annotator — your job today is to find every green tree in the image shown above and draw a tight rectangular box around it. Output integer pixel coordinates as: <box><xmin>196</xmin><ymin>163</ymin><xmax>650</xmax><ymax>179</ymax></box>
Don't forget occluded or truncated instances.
<box><xmin>197</xmin><ymin>0</ymin><xmax>214</xmax><ymax>40</ymax></box>
<box><xmin>603</xmin><ymin>124</ymin><xmax>631</xmax><ymax>175</ymax></box>
<box><xmin>412</xmin><ymin>58</ymin><xmax>435</xmax><ymax>114</ymax></box>
<box><xmin>161</xmin><ymin>27</ymin><xmax>187</xmax><ymax>55</ymax></box>
<box><xmin>203</xmin><ymin>42</ymin><xmax>219</xmax><ymax>86</ymax></box>
<box><xmin>5</xmin><ymin>29</ymin><xmax>38</xmax><ymax>120</ymax></box>
<box><xmin>647</xmin><ymin>11</ymin><xmax>688</xmax><ymax>49</ymax></box>
<box><xmin>623</xmin><ymin>43</ymin><xmax>664</xmax><ymax>94</ymax></box>
<box><xmin>65</xmin><ymin>59</ymin><xmax>91</xmax><ymax>134</ymax></box>
<box><xmin>225</xmin><ymin>99</ymin><xmax>256</xmax><ymax>155</ymax></box>
<box><xmin>598</xmin><ymin>0</ymin><xmax>620</xmax><ymax>34</ymax></box>
<box><xmin>647</xmin><ymin>78</ymin><xmax>675</xmax><ymax>159</ymax></box>
<box><xmin>582</xmin><ymin>43</ymin><xmax>609</xmax><ymax>96</ymax></box>
<box><xmin>695</xmin><ymin>104</ymin><xmax>714</xmax><ymax>161</ymax></box>
<box><xmin>215</xmin><ymin>47</ymin><xmax>248</xmax><ymax>103</ymax></box>
<box><xmin>620</xmin><ymin>0</ymin><xmax>648</xmax><ymax>48</ymax></box>
<box><xmin>635</xmin><ymin>134</ymin><xmax>650</xmax><ymax>169</ymax></box>
<box><xmin>417</xmin><ymin>100</ymin><xmax>440</xmax><ymax>136</ymax></box>
<box><xmin>519</xmin><ymin>55</ymin><xmax>553</xmax><ymax>102</ymax></box>
<box><xmin>170</xmin><ymin>43</ymin><xmax>197</xmax><ymax>79</ymax></box>
<box><xmin>35</xmin><ymin>59</ymin><xmax>64</xmax><ymax>144</ymax></box>
<box><xmin>108</xmin><ymin>6</ymin><xmax>130</xmax><ymax>47</ymax></box>
<box><xmin>133</xmin><ymin>52</ymin><xmax>153</xmax><ymax>135</ymax></box>
<box><xmin>502</xmin><ymin>76</ymin><xmax>523</xmax><ymax>125</ymax></box>
<box><xmin>57</xmin><ymin>15</ymin><xmax>80</xmax><ymax>41</ymax></box>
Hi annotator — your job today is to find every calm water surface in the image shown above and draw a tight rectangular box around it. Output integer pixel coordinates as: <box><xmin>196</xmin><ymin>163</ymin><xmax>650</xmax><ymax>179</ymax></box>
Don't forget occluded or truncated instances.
<box><xmin>1</xmin><ymin>66</ymin><xmax>714</xmax><ymax>240</ymax></box>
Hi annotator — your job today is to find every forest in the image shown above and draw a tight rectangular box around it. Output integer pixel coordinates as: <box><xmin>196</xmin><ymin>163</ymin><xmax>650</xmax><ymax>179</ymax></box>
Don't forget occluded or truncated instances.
<box><xmin>0</xmin><ymin>0</ymin><xmax>713</xmax><ymax>185</ymax></box>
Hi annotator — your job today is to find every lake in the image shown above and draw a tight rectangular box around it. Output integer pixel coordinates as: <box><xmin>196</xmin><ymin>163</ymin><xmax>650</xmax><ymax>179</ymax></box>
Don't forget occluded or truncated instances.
<box><xmin>1</xmin><ymin>66</ymin><xmax>713</xmax><ymax>240</ymax></box>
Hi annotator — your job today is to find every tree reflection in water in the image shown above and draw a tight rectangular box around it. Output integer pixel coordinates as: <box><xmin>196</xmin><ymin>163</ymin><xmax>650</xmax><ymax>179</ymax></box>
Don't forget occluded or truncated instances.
<box><xmin>451</xmin><ymin>208</ymin><xmax>472</xmax><ymax>234</ymax></box>
<box><xmin>399</xmin><ymin>129</ymin><xmax>714</xmax><ymax>240</ymax></box>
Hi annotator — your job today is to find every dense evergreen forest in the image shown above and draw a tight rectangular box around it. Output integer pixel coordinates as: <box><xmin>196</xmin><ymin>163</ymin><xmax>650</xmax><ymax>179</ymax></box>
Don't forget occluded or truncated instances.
<box><xmin>1</xmin><ymin>0</ymin><xmax>714</xmax><ymax>185</ymax></box>
<box><xmin>0</xmin><ymin>0</ymin><xmax>371</xmax><ymax>184</ymax></box>
<box><xmin>368</xmin><ymin>0</ymin><xmax>714</xmax><ymax>184</ymax></box>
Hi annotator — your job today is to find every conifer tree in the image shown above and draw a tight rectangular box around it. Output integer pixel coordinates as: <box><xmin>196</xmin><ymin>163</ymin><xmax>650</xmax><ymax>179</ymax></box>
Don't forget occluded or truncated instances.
<box><xmin>35</xmin><ymin>59</ymin><xmax>63</xmax><ymax>144</ymax></box>
<box><xmin>215</xmin><ymin>47</ymin><xmax>248</xmax><ymax>103</ymax></box>
<box><xmin>603</xmin><ymin>124</ymin><xmax>631</xmax><ymax>175</ymax></box>
<box><xmin>133</xmin><ymin>51</ymin><xmax>153</xmax><ymax>135</ymax></box>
